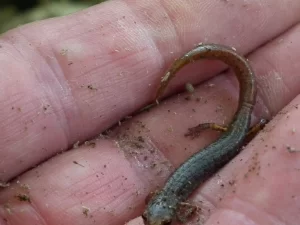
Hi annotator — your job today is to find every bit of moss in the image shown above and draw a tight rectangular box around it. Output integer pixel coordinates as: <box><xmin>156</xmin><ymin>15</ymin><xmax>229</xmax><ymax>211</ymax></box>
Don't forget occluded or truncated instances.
<box><xmin>0</xmin><ymin>1</ymin><xmax>107</xmax><ymax>34</ymax></box>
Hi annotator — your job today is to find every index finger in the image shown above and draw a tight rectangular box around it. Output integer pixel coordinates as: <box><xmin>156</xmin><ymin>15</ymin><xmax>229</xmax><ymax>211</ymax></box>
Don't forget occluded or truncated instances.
<box><xmin>0</xmin><ymin>0</ymin><xmax>299</xmax><ymax>181</ymax></box>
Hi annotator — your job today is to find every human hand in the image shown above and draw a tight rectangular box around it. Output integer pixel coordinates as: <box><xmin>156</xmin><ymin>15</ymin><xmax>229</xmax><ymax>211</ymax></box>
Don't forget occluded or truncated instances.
<box><xmin>0</xmin><ymin>1</ymin><xmax>300</xmax><ymax>225</ymax></box>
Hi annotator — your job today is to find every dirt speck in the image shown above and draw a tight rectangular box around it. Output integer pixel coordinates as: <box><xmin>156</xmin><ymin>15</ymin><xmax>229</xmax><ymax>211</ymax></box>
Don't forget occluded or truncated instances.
<box><xmin>43</xmin><ymin>104</ymin><xmax>50</xmax><ymax>111</ymax></box>
<box><xmin>87</xmin><ymin>85</ymin><xmax>97</xmax><ymax>90</ymax></box>
<box><xmin>15</xmin><ymin>193</ymin><xmax>31</xmax><ymax>203</ymax></box>
<box><xmin>82</xmin><ymin>206</ymin><xmax>90</xmax><ymax>217</ymax></box>
<box><xmin>84</xmin><ymin>141</ymin><xmax>96</xmax><ymax>148</ymax></box>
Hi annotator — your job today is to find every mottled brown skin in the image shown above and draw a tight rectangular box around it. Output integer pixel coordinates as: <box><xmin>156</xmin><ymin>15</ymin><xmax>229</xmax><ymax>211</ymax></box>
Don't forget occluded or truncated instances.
<box><xmin>143</xmin><ymin>44</ymin><xmax>257</xmax><ymax>225</ymax></box>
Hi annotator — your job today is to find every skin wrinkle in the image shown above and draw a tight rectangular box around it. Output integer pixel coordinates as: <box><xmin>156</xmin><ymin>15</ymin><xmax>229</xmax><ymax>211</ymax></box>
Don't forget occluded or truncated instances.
<box><xmin>255</xmin><ymin>70</ymin><xmax>276</xmax><ymax>116</ymax></box>
<box><xmin>50</xmin><ymin>48</ymin><xmax>89</xmax><ymax>143</ymax></box>
<box><xmin>40</xmin><ymin>50</ymin><xmax>75</xmax><ymax>145</ymax></box>
<box><xmin>254</xmin><ymin>26</ymin><xmax>300</xmax><ymax>115</ymax></box>
<box><xmin>15</xmin><ymin>29</ymin><xmax>72</xmax><ymax>146</ymax></box>
<box><xmin>125</xmin><ymin>2</ymin><xmax>171</xmax><ymax>80</ymax></box>
<box><xmin>158</xmin><ymin>1</ymin><xmax>185</xmax><ymax>54</ymax></box>
<box><xmin>0</xmin><ymin>34</ymin><xmax>75</xmax><ymax>180</ymax></box>
<box><xmin>130</xmin><ymin>1</ymin><xmax>184</xmax><ymax>58</ymax></box>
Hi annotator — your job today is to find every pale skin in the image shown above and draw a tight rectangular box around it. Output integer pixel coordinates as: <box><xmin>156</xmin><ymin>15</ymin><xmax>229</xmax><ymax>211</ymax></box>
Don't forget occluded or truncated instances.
<box><xmin>1</xmin><ymin>1</ymin><xmax>300</xmax><ymax>225</ymax></box>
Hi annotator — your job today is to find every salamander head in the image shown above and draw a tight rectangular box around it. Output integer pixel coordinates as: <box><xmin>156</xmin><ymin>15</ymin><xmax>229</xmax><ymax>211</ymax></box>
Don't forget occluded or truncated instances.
<box><xmin>142</xmin><ymin>202</ymin><xmax>174</xmax><ymax>225</ymax></box>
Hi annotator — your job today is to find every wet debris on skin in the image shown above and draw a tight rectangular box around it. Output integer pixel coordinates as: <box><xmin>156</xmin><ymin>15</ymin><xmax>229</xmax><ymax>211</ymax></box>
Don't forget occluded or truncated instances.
<box><xmin>176</xmin><ymin>202</ymin><xmax>199</xmax><ymax>223</ymax></box>
<box><xmin>136</xmin><ymin>120</ymin><xmax>148</xmax><ymax>130</ymax></box>
<box><xmin>286</xmin><ymin>145</ymin><xmax>300</xmax><ymax>153</ymax></box>
<box><xmin>87</xmin><ymin>85</ymin><xmax>97</xmax><ymax>91</ymax></box>
<box><xmin>82</xmin><ymin>206</ymin><xmax>90</xmax><ymax>217</ymax></box>
<box><xmin>114</xmin><ymin>122</ymin><xmax>172</xmax><ymax>177</ymax></box>
<box><xmin>137</xmin><ymin>136</ymin><xmax>145</xmax><ymax>142</ymax></box>
<box><xmin>100</xmin><ymin>128</ymin><xmax>113</xmax><ymax>138</ymax></box>
<box><xmin>243</xmin><ymin>152</ymin><xmax>261</xmax><ymax>178</ymax></box>
<box><xmin>117</xmin><ymin>133</ymin><xmax>145</xmax><ymax>149</ymax></box>
<box><xmin>150</xmin><ymin>163</ymin><xmax>157</xmax><ymax>169</ymax></box>
<box><xmin>114</xmin><ymin>120</ymin><xmax>149</xmax><ymax>138</ymax></box>
<box><xmin>84</xmin><ymin>141</ymin><xmax>96</xmax><ymax>148</ymax></box>
<box><xmin>15</xmin><ymin>180</ymin><xmax>31</xmax><ymax>191</ymax></box>
<box><xmin>20</xmin><ymin>183</ymin><xmax>30</xmax><ymax>191</ymax></box>
<box><xmin>15</xmin><ymin>193</ymin><xmax>31</xmax><ymax>203</ymax></box>
<box><xmin>228</xmin><ymin>179</ymin><xmax>237</xmax><ymax>194</ymax></box>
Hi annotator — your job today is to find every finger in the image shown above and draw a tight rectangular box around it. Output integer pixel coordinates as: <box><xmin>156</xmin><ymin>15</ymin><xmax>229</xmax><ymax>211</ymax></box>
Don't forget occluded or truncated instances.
<box><xmin>1</xmin><ymin>20</ymin><xmax>300</xmax><ymax>225</ymax></box>
<box><xmin>1</xmin><ymin>0</ymin><xmax>300</xmax><ymax>181</ymax></box>
<box><xmin>0</xmin><ymin>138</ymin><xmax>170</xmax><ymax>225</ymax></box>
